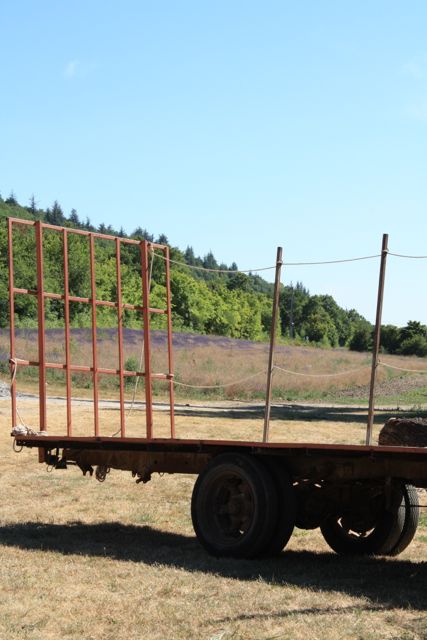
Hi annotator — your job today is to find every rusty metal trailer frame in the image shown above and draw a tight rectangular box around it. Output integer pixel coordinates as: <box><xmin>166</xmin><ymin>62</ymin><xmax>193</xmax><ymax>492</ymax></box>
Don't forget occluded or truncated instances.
<box><xmin>7</xmin><ymin>218</ymin><xmax>427</xmax><ymax>557</ymax></box>
<box><xmin>8</xmin><ymin>217</ymin><xmax>175</xmax><ymax>440</ymax></box>
<box><xmin>12</xmin><ymin>434</ymin><xmax>427</xmax><ymax>486</ymax></box>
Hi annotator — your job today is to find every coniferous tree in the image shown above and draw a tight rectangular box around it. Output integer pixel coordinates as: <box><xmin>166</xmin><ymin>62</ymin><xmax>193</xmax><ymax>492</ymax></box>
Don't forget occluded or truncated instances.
<box><xmin>84</xmin><ymin>217</ymin><xmax>95</xmax><ymax>231</ymax></box>
<box><xmin>69</xmin><ymin>209</ymin><xmax>80</xmax><ymax>226</ymax></box>
<box><xmin>27</xmin><ymin>194</ymin><xmax>37</xmax><ymax>216</ymax></box>
<box><xmin>131</xmin><ymin>227</ymin><xmax>154</xmax><ymax>241</ymax></box>
<box><xmin>184</xmin><ymin>246</ymin><xmax>196</xmax><ymax>265</ymax></box>
<box><xmin>203</xmin><ymin>251</ymin><xmax>218</xmax><ymax>270</ymax></box>
<box><xmin>157</xmin><ymin>233</ymin><xmax>169</xmax><ymax>245</ymax></box>
<box><xmin>131</xmin><ymin>226</ymin><xmax>144</xmax><ymax>238</ymax></box>
<box><xmin>5</xmin><ymin>191</ymin><xmax>18</xmax><ymax>205</ymax></box>
<box><xmin>47</xmin><ymin>200</ymin><xmax>65</xmax><ymax>225</ymax></box>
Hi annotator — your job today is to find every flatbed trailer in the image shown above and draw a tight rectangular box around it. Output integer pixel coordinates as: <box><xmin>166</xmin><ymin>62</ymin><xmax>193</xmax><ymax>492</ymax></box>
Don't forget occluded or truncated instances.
<box><xmin>7</xmin><ymin>218</ymin><xmax>427</xmax><ymax>558</ymax></box>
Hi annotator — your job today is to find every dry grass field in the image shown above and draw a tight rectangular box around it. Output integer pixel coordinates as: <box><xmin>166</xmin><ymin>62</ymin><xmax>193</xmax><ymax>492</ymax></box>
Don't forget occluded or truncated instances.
<box><xmin>0</xmin><ymin>394</ymin><xmax>426</xmax><ymax>640</ymax></box>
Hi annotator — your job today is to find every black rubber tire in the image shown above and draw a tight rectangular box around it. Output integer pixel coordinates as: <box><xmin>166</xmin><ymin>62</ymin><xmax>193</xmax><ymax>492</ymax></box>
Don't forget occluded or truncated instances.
<box><xmin>191</xmin><ymin>453</ymin><xmax>278</xmax><ymax>558</ymax></box>
<box><xmin>260</xmin><ymin>458</ymin><xmax>296</xmax><ymax>556</ymax></box>
<box><xmin>388</xmin><ymin>484</ymin><xmax>420</xmax><ymax>556</ymax></box>
<box><xmin>320</xmin><ymin>484</ymin><xmax>406</xmax><ymax>556</ymax></box>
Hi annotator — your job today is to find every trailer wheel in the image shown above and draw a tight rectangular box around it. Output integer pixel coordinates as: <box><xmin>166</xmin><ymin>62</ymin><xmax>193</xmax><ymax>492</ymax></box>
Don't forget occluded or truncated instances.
<box><xmin>388</xmin><ymin>484</ymin><xmax>419</xmax><ymax>556</ymax></box>
<box><xmin>320</xmin><ymin>483</ymin><xmax>415</xmax><ymax>556</ymax></box>
<box><xmin>191</xmin><ymin>453</ymin><xmax>278</xmax><ymax>558</ymax></box>
<box><xmin>261</xmin><ymin>458</ymin><xmax>296</xmax><ymax>555</ymax></box>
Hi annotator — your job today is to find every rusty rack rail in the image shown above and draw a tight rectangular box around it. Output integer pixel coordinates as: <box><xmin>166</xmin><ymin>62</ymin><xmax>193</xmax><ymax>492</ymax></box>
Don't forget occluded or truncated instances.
<box><xmin>8</xmin><ymin>217</ymin><xmax>175</xmax><ymax>440</ymax></box>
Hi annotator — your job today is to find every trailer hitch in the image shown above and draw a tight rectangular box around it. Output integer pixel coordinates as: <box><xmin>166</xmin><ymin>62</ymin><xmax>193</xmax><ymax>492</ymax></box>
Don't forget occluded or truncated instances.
<box><xmin>45</xmin><ymin>449</ymin><xmax>68</xmax><ymax>470</ymax></box>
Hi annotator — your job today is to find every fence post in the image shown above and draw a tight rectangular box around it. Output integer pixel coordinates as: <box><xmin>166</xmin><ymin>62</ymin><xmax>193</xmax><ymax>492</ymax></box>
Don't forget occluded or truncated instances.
<box><xmin>263</xmin><ymin>247</ymin><xmax>283</xmax><ymax>443</ymax></box>
<box><xmin>366</xmin><ymin>233</ymin><xmax>389</xmax><ymax>445</ymax></box>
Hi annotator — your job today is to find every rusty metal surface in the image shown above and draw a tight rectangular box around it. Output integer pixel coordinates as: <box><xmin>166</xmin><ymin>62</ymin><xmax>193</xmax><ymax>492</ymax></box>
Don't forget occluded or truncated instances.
<box><xmin>115</xmin><ymin>237</ymin><xmax>125</xmax><ymax>437</ymax></box>
<box><xmin>89</xmin><ymin>233</ymin><xmax>100</xmax><ymax>435</ymax></box>
<box><xmin>64</xmin><ymin>448</ymin><xmax>212</xmax><ymax>475</ymax></box>
<box><xmin>35</xmin><ymin>221</ymin><xmax>47</xmax><ymax>431</ymax></box>
<box><xmin>164</xmin><ymin>246</ymin><xmax>175</xmax><ymax>438</ymax></box>
<box><xmin>141</xmin><ymin>239</ymin><xmax>153</xmax><ymax>438</ymax></box>
<box><xmin>13</xmin><ymin>436</ymin><xmax>427</xmax><ymax>486</ymax></box>
<box><xmin>12</xmin><ymin>434</ymin><xmax>427</xmax><ymax>456</ymax></box>
<box><xmin>7</xmin><ymin>218</ymin><xmax>173</xmax><ymax>441</ymax></box>
<box><xmin>63</xmin><ymin>229</ymin><xmax>72</xmax><ymax>436</ymax></box>
<box><xmin>8</xmin><ymin>218</ymin><xmax>17</xmax><ymax>429</ymax></box>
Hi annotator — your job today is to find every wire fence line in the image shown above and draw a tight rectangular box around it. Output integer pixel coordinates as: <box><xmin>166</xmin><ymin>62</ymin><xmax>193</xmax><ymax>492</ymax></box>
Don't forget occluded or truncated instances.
<box><xmin>153</xmin><ymin>252</ymin><xmax>276</xmax><ymax>274</ymax></box>
<box><xmin>154</xmin><ymin>251</ymin><xmax>385</xmax><ymax>274</ymax></box>
<box><xmin>153</xmin><ymin>249</ymin><xmax>427</xmax><ymax>276</ymax></box>
<box><xmin>388</xmin><ymin>252</ymin><xmax>427</xmax><ymax>260</ymax></box>
<box><xmin>282</xmin><ymin>255</ymin><xmax>381</xmax><ymax>266</ymax></box>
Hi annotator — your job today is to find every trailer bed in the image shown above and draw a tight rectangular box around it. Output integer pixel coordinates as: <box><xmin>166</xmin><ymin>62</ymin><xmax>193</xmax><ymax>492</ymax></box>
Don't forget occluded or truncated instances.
<box><xmin>13</xmin><ymin>434</ymin><xmax>427</xmax><ymax>487</ymax></box>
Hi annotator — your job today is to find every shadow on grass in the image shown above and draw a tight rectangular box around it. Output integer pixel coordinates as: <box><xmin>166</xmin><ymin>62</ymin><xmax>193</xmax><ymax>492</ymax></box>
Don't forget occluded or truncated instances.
<box><xmin>172</xmin><ymin>403</ymin><xmax>427</xmax><ymax>425</ymax></box>
<box><xmin>1</xmin><ymin>521</ymin><xmax>426</xmax><ymax>611</ymax></box>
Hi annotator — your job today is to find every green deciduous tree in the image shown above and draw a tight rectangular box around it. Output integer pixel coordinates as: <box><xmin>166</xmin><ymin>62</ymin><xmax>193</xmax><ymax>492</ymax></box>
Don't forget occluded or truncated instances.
<box><xmin>349</xmin><ymin>323</ymin><xmax>373</xmax><ymax>352</ymax></box>
<box><xmin>399</xmin><ymin>335</ymin><xmax>427</xmax><ymax>357</ymax></box>
<box><xmin>380</xmin><ymin>324</ymin><xmax>401</xmax><ymax>354</ymax></box>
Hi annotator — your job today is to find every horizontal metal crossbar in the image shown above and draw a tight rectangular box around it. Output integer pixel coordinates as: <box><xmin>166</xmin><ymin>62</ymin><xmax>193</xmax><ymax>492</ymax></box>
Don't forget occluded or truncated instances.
<box><xmin>8</xmin><ymin>217</ymin><xmax>166</xmax><ymax>249</ymax></box>
<box><xmin>12</xmin><ymin>288</ymin><xmax>166</xmax><ymax>314</ymax></box>
<box><xmin>11</xmin><ymin>359</ymin><xmax>171</xmax><ymax>379</ymax></box>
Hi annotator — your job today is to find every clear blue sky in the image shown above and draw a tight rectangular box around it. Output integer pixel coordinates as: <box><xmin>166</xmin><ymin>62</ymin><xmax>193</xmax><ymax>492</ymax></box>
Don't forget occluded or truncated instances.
<box><xmin>1</xmin><ymin>1</ymin><xmax>427</xmax><ymax>326</ymax></box>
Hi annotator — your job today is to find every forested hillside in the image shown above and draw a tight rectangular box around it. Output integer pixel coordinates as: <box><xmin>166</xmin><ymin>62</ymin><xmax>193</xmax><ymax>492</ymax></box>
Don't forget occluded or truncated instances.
<box><xmin>1</xmin><ymin>191</ymin><xmax>426</xmax><ymax>354</ymax></box>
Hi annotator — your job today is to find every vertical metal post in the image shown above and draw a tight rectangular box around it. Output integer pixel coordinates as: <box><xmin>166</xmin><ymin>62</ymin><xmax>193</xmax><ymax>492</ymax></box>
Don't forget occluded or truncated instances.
<box><xmin>289</xmin><ymin>286</ymin><xmax>295</xmax><ymax>339</ymax></box>
<box><xmin>7</xmin><ymin>219</ymin><xmax>17</xmax><ymax>429</ymax></box>
<box><xmin>63</xmin><ymin>229</ymin><xmax>72</xmax><ymax>436</ymax></box>
<box><xmin>164</xmin><ymin>246</ymin><xmax>176</xmax><ymax>438</ymax></box>
<box><xmin>141</xmin><ymin>241</ymin><xmax>153</xmax><ymax>439</ymax></box>
<box><xmin>89</xmin><ymin>235</ymin><xmax>100</xmax><ymax>436</ymax></box>
<box><xmin>35</xmin><ymin>221</ymin><xmax>47</xmax><ymax>432</ymax></box>
<box><xmin>366</xmin><ymin>233</ymin><xmax>389</xmax><ymax>445</ymax></box>
<box><xmin>116</xmin><ymin>238</ymin><xmax>126</xmax><ymax>437</ymax></box>
<box><xmin>263</xmin><ymin>247</ymin><xmax>283</xmax><ymax>443</ymax></box>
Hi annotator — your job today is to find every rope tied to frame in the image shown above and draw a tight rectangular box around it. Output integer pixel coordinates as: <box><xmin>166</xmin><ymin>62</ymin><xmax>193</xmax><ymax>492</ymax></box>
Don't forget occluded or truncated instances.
<box><xmin>9</xmin><ymin>358</ymin><xmax>26</xmax><ymax>412</ymax></box>
<box><xmin>11</xmin><ymin>425</ymin><xmax>49</xmax><ymax>452</ymax></box>
<box><xmin>9</xmin><ymin>358</ymin><xmax>49</xmax><ymax>449</ymax></box>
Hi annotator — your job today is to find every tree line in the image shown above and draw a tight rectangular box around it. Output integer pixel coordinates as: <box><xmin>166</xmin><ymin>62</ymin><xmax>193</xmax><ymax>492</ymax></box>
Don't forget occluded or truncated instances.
<box><xmin>0</xmin><ymin>191</ymin><xmax>425</xmax><ymax>355</ymax></box>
